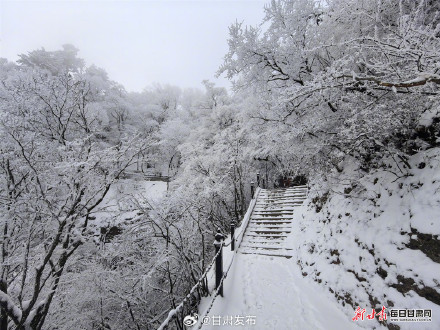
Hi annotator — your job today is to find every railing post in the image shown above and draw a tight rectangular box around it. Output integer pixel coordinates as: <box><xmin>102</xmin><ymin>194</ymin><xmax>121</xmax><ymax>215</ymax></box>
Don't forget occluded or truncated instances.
<box><xmin>230</xmin><ymin>221</ymin><xmax>236</xmax><ymax>251</ymax></box>
<box><xmin>257</xmin><ymin>172</ymin><xmax>260</xmax><ymax>187</ymax></box>
<box><xmin>251</xmin><ymin>181</ymin><xmax>255</xmax><ymax>199</ymax></box>
<box><xmin>214</xmin><ymin>229</ymin><xmax>224</xmax><ymax>297</ymax></box>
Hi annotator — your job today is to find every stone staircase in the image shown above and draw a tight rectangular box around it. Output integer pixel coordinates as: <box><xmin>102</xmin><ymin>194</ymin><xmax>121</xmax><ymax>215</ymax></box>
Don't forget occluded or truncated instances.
<box><xmin>239</xmin><ymin>186</ymin><xmax>307</xmax><ymax>258</ymax></box>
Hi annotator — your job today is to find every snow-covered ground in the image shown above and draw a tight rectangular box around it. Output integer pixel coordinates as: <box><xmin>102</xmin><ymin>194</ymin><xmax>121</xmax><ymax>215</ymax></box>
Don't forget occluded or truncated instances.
<box><xmin>198</xmin><ymin>251</ymin><xmax>360</xmax><ymax>329</ymax></box>
<box><xmin>196</xmin><ymin>147</ymin><xmax>440</xmax><ymax>330</ymax></box>
<box><xmin>288</xmin><ymin>148</ymin><xmax>440</xmax><ymax>329</ymax></box>
<box><xmin>88</xmin><ymin>178</ymin><xmax>167</xmax><ymax>238</ymax></box>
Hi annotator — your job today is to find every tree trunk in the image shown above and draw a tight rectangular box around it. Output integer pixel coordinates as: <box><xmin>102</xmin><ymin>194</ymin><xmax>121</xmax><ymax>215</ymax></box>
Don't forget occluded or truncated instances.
<box><xmin>0</xmin><ymin>279</ymin><xmax>8</xmax><ymax>330</ymax></box>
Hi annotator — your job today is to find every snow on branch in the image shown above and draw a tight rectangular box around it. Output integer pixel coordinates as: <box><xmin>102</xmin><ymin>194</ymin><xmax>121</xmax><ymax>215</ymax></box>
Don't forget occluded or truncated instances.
<box><xmin>344</xmin><ymin>73</ymin><xmax>440</xmax><ymax>88</ymax></box>
<box><xmin>0</xmin><ymin>291</ymin><xmax>22</xmax><ymax>324</ymax></box>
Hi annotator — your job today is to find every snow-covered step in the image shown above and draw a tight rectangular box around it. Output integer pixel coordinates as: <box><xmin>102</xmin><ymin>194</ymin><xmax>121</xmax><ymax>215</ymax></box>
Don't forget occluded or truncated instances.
<box><xmin>250</xmin><ymin>221</ymin><xmax>292</xmax><ymax>226</ymax></box>
<box><xmin>253</xmin><ymin>209</ymin><xmax>294</xmax><ymax>213</ymax></box>
<box><xmin>256</xmin><ymin>202</ymin><xmax>303</xmax><ymax>205</ymax></box>
<box><xmin>247</xmin><ymin>225</ymin><xmax>292</xmax><ymax>229</ymax></box>
<box><xmin>260</xmin><ymin>192</ymin><xmax>303</xmax><ymax>195</ymax></box>
<box><xmin>254</xmin><ymin>212</ymin><xmax>295</xmax><ymax>214</ymax></box>
<box><xmin>241</xmin><ymin>237</ymin><xmax>285</xmax><ymax>244</ymax></box>
<box><xmin>241</xmin><ymin>245</ymin><xmax>293</xmax><ymax>251</ymax></box>
<box><xmin>250</xmin><ymin>218</ymin><xmax>292</xmax><ymax>221</ymax></box>
<box><xmin>258</xmin><ymin>194</ymin><xmax>304</xmax><ymax>197</ymax></box>
<box><xmin>251</xmin><ymin>215</ymin><xmax>293</xmax><ymax>219</ymax></box>
<box><xmin>245</xmin><ymin>233</ymin><xmax>288</xmax><ymax>238</ymax></box>
<box><xmin>247</xmin><ymin>223</ymin><xmax>292</xmax><ymax>228</ymax></box>
<box><xmin>254</xmin><ymin>206</ymin><xmax>300</xmax><ymax>209</ymax></box>
<box><xmin>254</xmin><ymin>207</ymin><xmax>298</xmax><ymax>210</ymax></box>
<box><xmin>256</xmin><ymin>201</ymin><xmax>305</xmax><ymax>204</ymax></box>
<box><xmin>247</xmin><ymin>222</ymin><xmax>292</xmax><ymax>227</ymax></box>
<box><xmin>251</xmin><ymin>216</ymin><xmax>293</xmax><ymax>219</ymax></box>
<box><xmin>247</xmin><ymin>230</ymin><xmax>291</xmax><ymax>236</ymax></box>
<box><xmin>247</xmin><ymin>224</ymin><xmax>291</xmax><ymax>228</ymax></box>
<box><xmin>257</xmin><ymin>201</ymin><xmax>305</xmax><ymax>205</ymax></box>
<box><xmin>252</xmin><ymin>213</ymin><xmax>294</xmax><ymax>216</ymax></box>
<box><xmin>259</xmin><ymin>193</ymin><xmax>306</xmax><ymax>196</ymax></box>
<box><xmin>255</xmin><ymin>205</ymin><xmax>296</xmax><ymax>208</ymax></box>
<box><xmin>256</xmin><ymin>200</ymin><xmax>305</xmax><ymax>204</ymax></box>
<box><xmin>242</xmin><ymin>231</ymin><xmax>288</xmax><ymax>237</ymax></box>
<box><xmin>252</xmin><ymin>214</ymin><xmax>293</xmax><ymax>217</ymax></box>
<box><xmin>257</xmin><ymin>197</ymin><xmax>306</xmax><ymax>201</ymax></box>
<box><xmin>239</xmin><ymin>186</ymin><xmax>307</xmax><ymax>258</ymax></box>
<box><xmin>240</xmin><ymin>250</ymin><xmax>293</xmax><ymax>259</ymax></box>
<box><xmin>260</xmin><ymin>190</ymin><xmax>306</xmax><ymax>194</ymax></box>
<box><xmin>241</xmin><ymin>239</ymin><xmax>287</xmax><ymax>245</ymax></box>
<box><xmin>253</xmin><ymin>214</ymin><xmax>294</xmax><ymax>217</ymax></box>
<box><xmin>255</xmin><ymin>205</ymin><xmax>298</xmax><ymax>209</ymax></box>
<box><xmin>256</xmin><ymin>201</ymin><xmax>304</xmax><ymax>205</ymax></box>
<box><xmin>255</xmin><ymin>204</ymin><xmax>303</xmax><ymax>208</ymax></box>
<box><xmin>260</xmin><ymin>194</ymin><xmax>306</xmax><ymax>198</ymax></box>
<box><xmin>241</xmin><ymin>246</ymin><xmax>294</xmax><ymax>254</ymax></box>
<box><xmin>247</xmin><ymin>226</ymin><xmax>292</xmax><ymax>231</ymax></box>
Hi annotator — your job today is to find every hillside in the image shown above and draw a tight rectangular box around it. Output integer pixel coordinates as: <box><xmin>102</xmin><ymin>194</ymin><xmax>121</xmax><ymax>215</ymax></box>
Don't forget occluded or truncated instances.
<box><xmin>290</xmin><ymin>147</ymin><xmax>440</xmax><ymax>329</ymax></box>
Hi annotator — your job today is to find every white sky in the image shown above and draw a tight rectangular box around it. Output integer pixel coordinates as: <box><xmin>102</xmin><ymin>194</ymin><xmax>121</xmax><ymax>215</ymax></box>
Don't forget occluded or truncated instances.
<box><xmin>0</xmin><ymin>0</ymin><xmax>267</xmax><ymax>92</ymax></box>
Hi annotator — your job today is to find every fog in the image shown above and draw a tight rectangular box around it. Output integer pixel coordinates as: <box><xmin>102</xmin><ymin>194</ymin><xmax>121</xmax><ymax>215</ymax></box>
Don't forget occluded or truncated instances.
<box><xmin>0</xmin><ymin>0</ymin><xmax>266</xmax><ymax>91</ymax></box>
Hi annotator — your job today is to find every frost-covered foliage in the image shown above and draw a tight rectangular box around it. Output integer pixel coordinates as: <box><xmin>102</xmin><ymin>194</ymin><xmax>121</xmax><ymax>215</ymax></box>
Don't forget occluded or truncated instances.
<box><xmin>0</xmin><ymin>47</ymin><xmax>149</xmax><ymax>329</ymax></box>
<box><xmin>219</xmin><ymin>0</ymin><xmax>440</xmax><ymax>178</ymax></box>
<box><xmin>0</xmin><ymin>44</ymin><xmax>250</xmax><ymax>328</ymax></box>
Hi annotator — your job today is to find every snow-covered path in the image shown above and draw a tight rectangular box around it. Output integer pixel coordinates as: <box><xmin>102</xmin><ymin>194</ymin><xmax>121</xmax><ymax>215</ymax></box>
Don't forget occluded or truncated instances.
<box><xmin>199</xmin><ymin>252</ymin><xmax>359</xmax><ymax>329</ymax></box>
<box><xmin>197</xmin><ymin>187</ymin><xmax>361</xmax><ymax>329</ymax></box>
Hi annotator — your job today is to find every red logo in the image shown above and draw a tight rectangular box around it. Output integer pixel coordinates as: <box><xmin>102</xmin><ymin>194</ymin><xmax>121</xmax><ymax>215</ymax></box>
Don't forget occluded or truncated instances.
<box><xmin>353</xmin><ymin>306</ymin><xmax>387</xmax><ymax>322</ymax></box>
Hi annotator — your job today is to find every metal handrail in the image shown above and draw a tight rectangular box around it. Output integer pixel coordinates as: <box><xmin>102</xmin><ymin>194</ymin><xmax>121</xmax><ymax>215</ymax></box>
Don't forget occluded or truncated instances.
<box><xmin>157</xmin><ymin>188</ymin><xmax>262</xmax><ymax>330</ymax></box>
<box><xmin>196</xmin><ymin>187</ymin><xmax>262</xmax><ymax>329</ymax></box>
<box><xmin>157</xmin><ymin>246</ymin><xmax>222</xmax><ymax>330</ymax></box>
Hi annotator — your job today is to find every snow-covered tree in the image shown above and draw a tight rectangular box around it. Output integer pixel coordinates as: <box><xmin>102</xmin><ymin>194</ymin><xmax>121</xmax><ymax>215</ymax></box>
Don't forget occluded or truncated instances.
<box><xmin>219</xmin><ymin>0</ymin><xmax>440</xmax><ymax>178</ymax></box>
<box><xmin>0</xmin><ymin>48</ymin><xmax>149</xmax><ymax>329</ymax></box>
